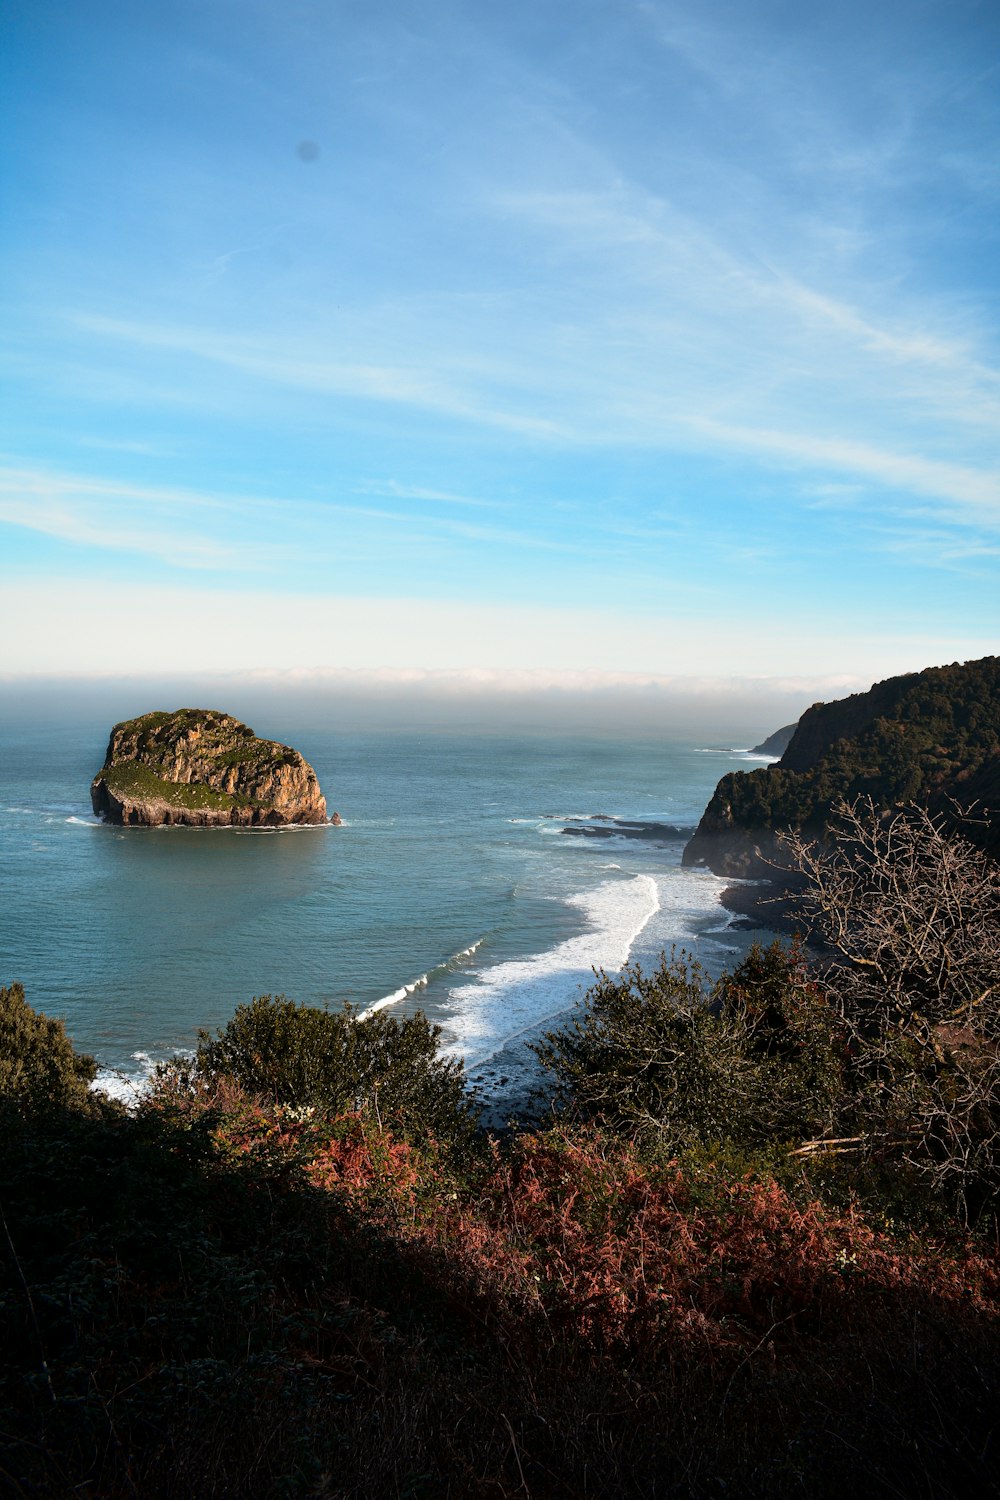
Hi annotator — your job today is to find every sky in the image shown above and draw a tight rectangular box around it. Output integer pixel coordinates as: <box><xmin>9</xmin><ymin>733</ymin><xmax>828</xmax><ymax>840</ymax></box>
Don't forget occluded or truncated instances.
<box><xmin>2</xmin><ymin>0</ymin><xmax>999</xmax><ymax>695</ymax></box>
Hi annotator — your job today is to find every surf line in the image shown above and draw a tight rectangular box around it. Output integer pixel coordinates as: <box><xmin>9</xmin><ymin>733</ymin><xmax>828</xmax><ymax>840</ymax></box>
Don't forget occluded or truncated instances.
<box><xmin>360</xmin><ymin>937</ymin><xmax>487</xmax><ymax>1019</ymax></box>
<box><xmin>441</xmin><ymin>873</ymin><xmax>661</xmax><ymax>1069</ymax></box>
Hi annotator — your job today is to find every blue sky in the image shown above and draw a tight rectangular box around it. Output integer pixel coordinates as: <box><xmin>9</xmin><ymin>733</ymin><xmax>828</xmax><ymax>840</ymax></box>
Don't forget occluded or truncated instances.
<box><xmin>2</xmin><ymin>0</ymin><xmax>998</xmax><ymax>686</ymax></box>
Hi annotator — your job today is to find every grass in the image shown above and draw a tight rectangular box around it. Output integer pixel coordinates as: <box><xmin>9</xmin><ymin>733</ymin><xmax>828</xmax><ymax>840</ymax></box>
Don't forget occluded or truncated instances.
<box><xmin>95</xmin><ymin>762</ymin><xmax>257</xmax><ymax>813</ymax></box>
<box><xmin>101</xmin><ymin>710</ymin><xmax>302</xmax><ymax>789</ymax></box>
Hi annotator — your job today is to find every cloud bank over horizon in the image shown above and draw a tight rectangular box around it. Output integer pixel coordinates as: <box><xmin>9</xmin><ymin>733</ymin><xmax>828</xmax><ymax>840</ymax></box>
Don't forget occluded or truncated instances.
<box><xmin>2</xmin><ymin>0</ymin><xmax>997</xmax><ymax>680</ymax></box>
<box><xmin>3</xmin><ymin>580</ymin><xmax>993</xmax><ymax>689</ymax></box>
<box><xmin>0</xmin><ymin>658</ymin><xmax>868</xmax><ymax>742</ymax></box>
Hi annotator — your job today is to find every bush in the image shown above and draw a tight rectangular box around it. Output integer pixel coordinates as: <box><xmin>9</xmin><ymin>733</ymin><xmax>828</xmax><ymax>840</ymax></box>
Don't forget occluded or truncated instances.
<box><xmin>187</xmin><ymin>994</ymin><xmax>479</xmax><ymax>1155</ymax></box>
<box><xmin>5</xmin><ymin>1075</ymin><xmax>999</xmax><ymax>1499</ymax></box>
<box><xmin>534</xmin><ymin>944</ymin><xmax>844</xmax><ymax>1154</ymax></box>
<box><xmin>0</xmin><ymin>982</ymin><xmax>98</xmax><ymax>1115</ymax></box>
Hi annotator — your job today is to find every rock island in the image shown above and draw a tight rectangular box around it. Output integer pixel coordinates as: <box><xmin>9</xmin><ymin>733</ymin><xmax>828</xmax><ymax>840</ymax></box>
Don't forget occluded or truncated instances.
<box><xmin>90</xmin><ymin>708</ymin><xmax>331</xmax><ymax>827</ymax></box>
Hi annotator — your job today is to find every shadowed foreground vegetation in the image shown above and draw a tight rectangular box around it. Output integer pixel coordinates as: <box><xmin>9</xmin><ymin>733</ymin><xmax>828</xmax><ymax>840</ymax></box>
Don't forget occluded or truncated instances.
<box><xmin>3</xmin><ymin>801</ymin><xmax>1000</xmax><ymax>1497</ymax></box>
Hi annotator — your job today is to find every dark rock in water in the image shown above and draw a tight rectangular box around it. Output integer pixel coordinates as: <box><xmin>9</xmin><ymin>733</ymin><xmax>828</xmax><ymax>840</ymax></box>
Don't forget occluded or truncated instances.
<box><xmin>750</xmin><ymin>722</ymin><xmax>798</xmax><ymax>757</ymax></box>
<box><xmin>90</xmin><ymin>708</ymin><xmax>330</xmax><ymax>827</ymax></box>
<box><xmin>561</xmin><ymin>818</ymin><xmax>691</xmax><ymax>843</ymax></box>
<box><xmin>718</xmin><ymin>880</ymin><xmax>803</xmax><ymax>934</ymax></box>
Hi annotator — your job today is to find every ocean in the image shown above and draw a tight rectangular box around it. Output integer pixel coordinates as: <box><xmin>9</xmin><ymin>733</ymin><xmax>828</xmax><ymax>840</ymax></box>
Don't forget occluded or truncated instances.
<box><xmin>0</xmin><ymin>697</ymin><xmax>775</xmax><ymax>1115</ymax></box>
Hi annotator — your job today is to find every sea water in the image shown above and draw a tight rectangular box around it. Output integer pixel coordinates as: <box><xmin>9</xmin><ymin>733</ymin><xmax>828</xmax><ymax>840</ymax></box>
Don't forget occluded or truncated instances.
<box><xmin>0</xmin><ymin>702</ymin><xmax>775</xmax><ymax>1113</ymax></box>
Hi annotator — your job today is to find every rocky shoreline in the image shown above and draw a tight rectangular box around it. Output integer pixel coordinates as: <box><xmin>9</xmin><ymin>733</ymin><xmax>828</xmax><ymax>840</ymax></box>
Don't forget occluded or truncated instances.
<box><xmin>717</xmin><ymin>877</ymin><xmax>803</xmax><ymax>934</ymax></box>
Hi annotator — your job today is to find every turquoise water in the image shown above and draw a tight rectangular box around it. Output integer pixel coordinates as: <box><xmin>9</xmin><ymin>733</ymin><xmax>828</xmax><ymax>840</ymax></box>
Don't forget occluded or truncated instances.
<box><xmin>0</xmin><ymin>703</ymin><xmax>772</xmax><ymax>1101</ymax></box>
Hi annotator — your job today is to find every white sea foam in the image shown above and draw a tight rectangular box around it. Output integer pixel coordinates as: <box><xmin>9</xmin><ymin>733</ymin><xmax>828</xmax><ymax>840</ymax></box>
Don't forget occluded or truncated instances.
<box><xmin>363</xmin><ymin>974</ymin><xmax>431</xmax><ymax>1016</ymax></box>
<box><xmin>361</xmin><ymin>937</ymin><xmax>487</xmax><ymax>1018</ymax></box>
<box><xmin>441</xmin><ymin>875</ymin><xmax>659</xmax><ymax>1069</ymax></box>
<box><xmin>648</xmin><ymin>865</ymin><xmax>729</xmax><ymax>923</ymax></box>
<box><xmin>695</xmin><ymin>747</ymin><xmax>779</xmax><ymax>763</ymax></box>
<box><xmin>231</xmin><ymin>822</ymin><xmax>330</xmax><ymax>834</ymax></box>
<box><xmin>84</xmin><ymin>820</ymin><xmax>332</xmax><ymax>835</ymax></box>
<box><xmin>94</xmin><ymin>1050</ymin><xmax>164</xmax><ymax>1103</ymax></box>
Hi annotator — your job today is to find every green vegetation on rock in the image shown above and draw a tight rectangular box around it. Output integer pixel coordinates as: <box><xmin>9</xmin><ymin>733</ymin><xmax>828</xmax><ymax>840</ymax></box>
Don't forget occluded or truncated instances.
<box><xmin>99</xmin><ymin>761</ymin><xmax>255</xmax><ymax>813</ymax></box>
<box><xmin>750</xmin><ymin>721</ymin><xmax>798</xmax><ymax>756</ymax></box>
<box><xmin>684</xmin><ymin>655</ymin><xmax>1000</xmax><ymax>874</ymax></box>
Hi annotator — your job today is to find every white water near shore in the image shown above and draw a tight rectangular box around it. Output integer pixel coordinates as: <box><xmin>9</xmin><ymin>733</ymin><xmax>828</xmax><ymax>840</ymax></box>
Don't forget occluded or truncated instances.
<box><xmin>453</xmin><ymin>859</ymin><xmax>750</xmax><ymax>1126</ymax></box>
<box><xmin>95</xmin><ymin>1056</ymin><xmax>159</xmax><ymax>1102</ymax></box>
<box><xmin>361</xmin><ymin>938</ymin><xmax>487</xmax><ymax>1017</ymax></box>
<box><xmin>441</xmin><ymin>874</ymin><xmax>659</xmax><ymax>1068</ymax></box>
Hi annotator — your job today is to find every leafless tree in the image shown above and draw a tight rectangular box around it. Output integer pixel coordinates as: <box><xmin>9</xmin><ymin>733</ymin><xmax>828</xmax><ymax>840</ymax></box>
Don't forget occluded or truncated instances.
<box><xmin>782</xmin><ymin>798</ymin><xmax>1000</xmax><ymax>1220</ymax></box>
<box><xmin>782</xmin><ymin>797</ymin><xmax>1000</xmax><ymax>1035</ymax></box>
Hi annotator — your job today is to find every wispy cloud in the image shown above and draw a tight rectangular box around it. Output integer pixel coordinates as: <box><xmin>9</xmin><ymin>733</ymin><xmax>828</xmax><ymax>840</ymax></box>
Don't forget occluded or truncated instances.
<box><xmin>71</xmin><ymin>314</ymin><xmax>566</xmax><ymax>439</ymax></box>
<box><xmin>356</xmin><ymin>480</ymin><xmax>498</xmax><ymax>508</ymax></box>
<box><xmin>4</xmin><ymin>0</ymin><xmax>998</xmax><ymax>669</ymax></box>
<box><xmin>0</xmin><ymin>463</ymin><xmax>603</xmax><ymax>581</ymax></box>
<box><xmin>491</xmin><ymin>179</ymin><xmax>1000</xmax><ymax>413</ymax></box>
<box><xmin>683</xmin><ymin>420</ymin><xmax>1000</xmax><ymax>522</ymax></box>
<box><xmin>66</xmin><ymin>254</ymin><xmax>1000</xmax><ymax>536</ymax></box>
<box><xmin>869</xmin><ymin>524</ymin><xmax>1000</xmax><ymax>572</ymax></box>
<box><xmin>77</xmin><ymin>436</ymin><xmax>172</xmax><ymax>457</ymax></box>
<box><xmin>482</xmin><ymin>177</ymin><xmax>1000</xmax><ymax>522</ymax></box>
<box><xmin>0</xmin><ymin>468</ymin><xmax>261</xmax><ymax>570</ymax></box>
<box><xmin>762</xmin><ymin>276</ymin><xmax>999</xmax><ymax>381</ymax></box>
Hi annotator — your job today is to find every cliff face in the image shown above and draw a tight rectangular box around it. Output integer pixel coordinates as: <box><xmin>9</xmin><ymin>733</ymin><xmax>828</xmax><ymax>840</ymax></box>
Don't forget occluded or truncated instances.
<box><xmin>91</xmin><ymin>709</ymin><xmax>329</xmax><ymax>827</ymax></box>
<box><xmin>750</xmin><ymin>723</ymin><xmax>798</xmax><ymax>758</ymax></box>
<box><xmin>679</xmin><ymin>790</ymin><xmax>784</xmax><ymax>880</ymax></box>
<box><xmin>683</xmin><ymin>657</ymin><xmax>1000</xmax><ymax>877</ymax></box>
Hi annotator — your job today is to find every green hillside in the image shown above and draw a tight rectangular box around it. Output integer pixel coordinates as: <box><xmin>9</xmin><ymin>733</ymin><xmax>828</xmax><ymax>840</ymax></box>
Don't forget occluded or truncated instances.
<box><xmin>683</xmin><ymin>656</ymin><xmax>1000</xmax><ymax>875</ymax></box>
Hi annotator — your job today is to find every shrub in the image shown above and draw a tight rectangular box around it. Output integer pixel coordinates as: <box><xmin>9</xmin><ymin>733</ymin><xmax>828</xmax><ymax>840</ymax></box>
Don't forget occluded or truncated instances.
<box><xmin>0</xmin><ymin>982</ymin><xmax>98</xmax><ymax>1114</ymax></box>
<box><xmin>534</xmin><ymin>944</ymin><xmax>844</xmax><ymax>1153</ymax></box>
<box><xmin>187</xmin><ymin>995</ymin><xmax>479</xmax><ymax>1155</ymax></box>
<box><xmin>3</xmin><ymin>1008</ymin><xmax>999</xmax><ymax>1497</ymax></box>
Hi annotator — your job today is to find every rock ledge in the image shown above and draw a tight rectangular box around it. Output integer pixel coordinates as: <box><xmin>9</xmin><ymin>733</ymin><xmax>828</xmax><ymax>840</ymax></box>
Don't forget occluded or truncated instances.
<box><xmin>90</xmin><ymin>708</ymin><xmax>330</xmax><ymax>827</ymax></box>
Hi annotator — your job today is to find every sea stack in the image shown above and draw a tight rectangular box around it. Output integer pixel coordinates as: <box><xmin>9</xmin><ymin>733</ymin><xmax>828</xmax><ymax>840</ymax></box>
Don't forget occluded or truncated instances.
<box><xmin>90</xmin><ymin>709</ymin><xmax>330</xmax><ymax>827</ymax></box>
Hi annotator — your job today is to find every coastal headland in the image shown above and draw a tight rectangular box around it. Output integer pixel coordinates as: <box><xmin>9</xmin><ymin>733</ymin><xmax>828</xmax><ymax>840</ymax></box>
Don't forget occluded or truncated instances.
<box><xmin>682</xmin><ymin>655</ymin><xmax>1000</xmax><ymax>927</ymax></box>
<box><xmin>90</xmin><ymin>707</ymin><xmax>332</xmax><ymax>827</ymax></box>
